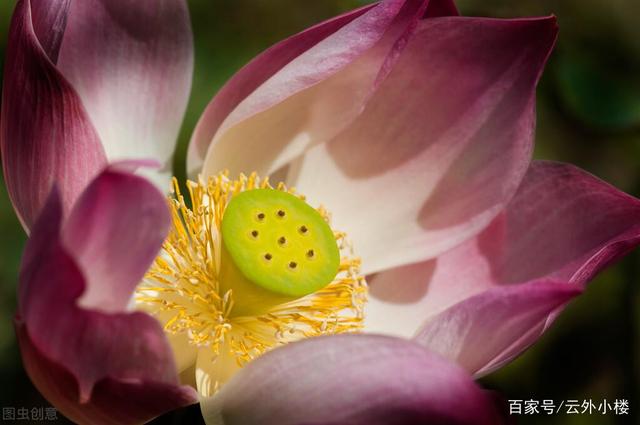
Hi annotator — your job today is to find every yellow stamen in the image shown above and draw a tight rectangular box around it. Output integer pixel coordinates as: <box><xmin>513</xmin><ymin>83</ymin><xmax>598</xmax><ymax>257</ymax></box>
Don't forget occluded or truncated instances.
<box><xmin>135</xmin><ymin>172</ymin><xmax>367</xmax><ymax>391</ymax></box>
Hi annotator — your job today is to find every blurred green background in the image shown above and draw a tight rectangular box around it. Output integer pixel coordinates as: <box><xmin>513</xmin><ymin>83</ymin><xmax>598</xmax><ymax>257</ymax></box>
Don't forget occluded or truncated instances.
<box><xmin>0</xmin><ymin>0</ymin><xmax>638</xmax><ymax>424</ymax></box>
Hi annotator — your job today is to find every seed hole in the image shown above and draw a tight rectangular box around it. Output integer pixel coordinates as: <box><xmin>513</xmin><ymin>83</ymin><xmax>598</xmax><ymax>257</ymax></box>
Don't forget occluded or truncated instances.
<box><xmin>250</xmin><ymin>230</ymin><xmax>259</xmax><ymax>238</ymax></box>
<box><xmin>288</xmin><ymin>261</ymin><xmax>298</xmax><ymax>269</ymax></box>
<box><xmin>256</xmin><ymin>212</ymin><xmax>266</xmax><ymax>221</ymax></box>
<box><xmin>299</xmin><ymin>225</ymin><xmax>309</xmax><ymax>235</ymax></box>
<box><xmin>278</xmin><ymin>236</ymin><xmax>287</xmax><ymax>245</ymax></box>
<box><xmin>264</xmin><ymin>253</ymin><xmax>273</xmax><ymax>261</ymax></box>
<box><xmin>306</xmin><ymin>249</ymin><xmax>315</xmax><ymax>259</ymax></box>
<box><xmin>277</xmin><ymin>209</ymin><xmax>286</xmax><ymax>218</ymax></box>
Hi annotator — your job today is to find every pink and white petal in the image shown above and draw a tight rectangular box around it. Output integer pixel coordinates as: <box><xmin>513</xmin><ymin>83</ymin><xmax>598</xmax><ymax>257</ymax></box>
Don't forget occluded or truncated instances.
<box><xmin>413</xmin><ymin>281</ymin><xmax>581</xmax><ymax>377</ymax></box>
<box><xmin>16</xmin><ymin>323</ymin><xmax>196</xmax><ymax>425</ymax></box>
<box><xmin>1</xmin><ymin>0</ymin><xmax>106</xmax><ymax>230</ymax></box>
<box><xmin>466</xmin><ymin>161</ymin><xmax>640</xmax><ymax>287</ymax></box>
<box><xmin>191</xmin><ymin>0</ymin><xmax>462</xmax><ymax>176</ymax></box>
<box><xmin>187</xmin><ymin>3</ymin><xmax>374</xmax><ymax>175</ymax></box>
<box><xmin>18</xmin><ymin>181</ymin><xmax>192</xmax><ymax>410</ymax></box>
<box><xmin>201</xmin><ymin>335</ymin><xmax>506</xmax><ymax>425</ymax></box>
<box><xmin>291</xmin><ymin>16</ymin><xmax>558</xmax><ymax>274</ymax></box>
<box><xmin>366</xmin><ymin>162</ymin><xmax>640</xmax><ymax>337</ymax></box>
<box><xmin>366</xmin><ymin>161</ymin><xmax>640</xmax><ymax>374</ymax></box>
<box><xmin>62</xmin><ymin>166</ymin><xmax>170</xmax><ymax>312</ymax></box>
<box><xmin>200</xmin><ymin>0</ymin><xmax>451</xmax><ymax>179</ymax></box>
<box><xmin>57</xmin><ymin>0</ymin><xmax>194</xmax><ymax>189</ymax></box>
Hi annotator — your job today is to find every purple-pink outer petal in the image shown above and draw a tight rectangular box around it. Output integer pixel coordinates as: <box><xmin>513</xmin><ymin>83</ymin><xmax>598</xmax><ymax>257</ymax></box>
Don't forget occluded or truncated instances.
<box><xmin>1</xmin><ymin>0</ymin><xmax>106</xmax><ymax>230</ymax></box>
<box><xmin>17</xmin><ymin>170</ymin><xmax>196</xmax><ymax>424</ymax></box>
<box><xmin>62</xmin><ymin>166</ymin><xmax>170</xmax><ymax>312</ymax></box>
<box><xmin>201</xmin><ymin>335</ymin><xmax>506</xmax><ymax>425</ymax></box>
<box><xmin>16</xmin><ymin>324</ymin><xmax>196</xmax><ymax>425</ymax></box>
<box><xmin>365</xmin><ymin>161</ymin><xmax>640</xmax><ymax>375</ymax></box>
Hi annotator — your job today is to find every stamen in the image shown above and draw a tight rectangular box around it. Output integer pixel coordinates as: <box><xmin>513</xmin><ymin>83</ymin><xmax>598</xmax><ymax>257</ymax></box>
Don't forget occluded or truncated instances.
<box><xmin>135</xmin><ymin>172</ymin><xmax>367</xmax><ymax>394</ymax></box>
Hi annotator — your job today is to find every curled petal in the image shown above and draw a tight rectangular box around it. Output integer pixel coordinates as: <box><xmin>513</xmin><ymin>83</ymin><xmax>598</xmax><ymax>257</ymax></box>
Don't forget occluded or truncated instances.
<box><xmin>16</xmin><ymin>324</ymin><xmax>196</xmax><ymax>425</ymax></box>
<box><xmin>291</xmin><ymin>16</ymin><xmax>558</xmax><ymax>274</ymax></box>
<box><xmin>366</xmin><ymin>161</ymin><xmax>640</xmax><ymax>375</ymax></box>
<box><xmin>201</xmin><ymin>335</ymin><xmax>505</xmax><ymax>425</ymax></box>
<box><xmin>199</xmin><ymin>0</ymin><xmax>455</xmax><ymax>179</ymax></box>
<box><xmin>17</xmin><ymin>171</ymin><xmax>196</xmax><ymax>423</ymax></box>
<box><xmin>57</xmin><ymin>0</ymin><xmax>194</xmax><ymax>189</ymax></box>
<box><xmin>62</xmin><ymin>165</ymin><xmax>170</xmax><ymax>312</ymax></box>
<box><xmin>1</xmin><ymin>0</ymin><xmax>106</xmax><ymax>230</ymax></box>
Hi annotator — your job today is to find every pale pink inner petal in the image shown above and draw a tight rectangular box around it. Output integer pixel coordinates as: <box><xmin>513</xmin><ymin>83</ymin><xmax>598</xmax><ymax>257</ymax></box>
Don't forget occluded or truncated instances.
<box><xmin>57</xmin><ymin>0</ymin><xmax>194</xmax><ymax>189</ymax></box>
<box><xmin>290</xmin><ymin>17</ymin><xmax>557</xmax><ymax>274</ymax></box>
<box><xmin>187</xmin><ymin>3</ymin><xmax>375</xmax><ymax>176</ymax></box>
<box><xmin>201</xmin><ymin>0</ymin><xmax>430</xmax><ymax>179</ymax></box>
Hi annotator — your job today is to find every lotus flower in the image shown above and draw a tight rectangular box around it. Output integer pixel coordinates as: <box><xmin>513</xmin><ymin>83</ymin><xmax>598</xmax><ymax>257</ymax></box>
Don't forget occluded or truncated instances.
<box><xmin>3</xmin><ymin>0</ymin><xmax>640</xmax><ymax>424</ymax></box>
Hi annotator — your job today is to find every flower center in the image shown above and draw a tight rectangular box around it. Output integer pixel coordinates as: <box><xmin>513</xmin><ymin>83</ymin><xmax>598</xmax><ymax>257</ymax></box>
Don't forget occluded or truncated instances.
<box><xmin>221</xmin><ymin>188</ymin><xmax>340</xmax><ymax>299</ymax></box>
<box><xmin>135</xmin><ymin>172</ymin><xmax>367</xmax><ymax>394</ymax></box>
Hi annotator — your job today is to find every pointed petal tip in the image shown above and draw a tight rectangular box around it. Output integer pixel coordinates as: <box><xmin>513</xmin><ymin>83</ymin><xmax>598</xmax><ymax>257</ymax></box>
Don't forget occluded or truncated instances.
<box><xmin>391</xmin><ymin>160</ymin><xmax>640</xmax><ymax>376</ymax></box>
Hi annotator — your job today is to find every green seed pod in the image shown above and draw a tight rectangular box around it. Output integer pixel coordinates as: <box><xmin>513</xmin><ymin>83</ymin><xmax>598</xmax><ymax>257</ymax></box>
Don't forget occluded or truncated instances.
<box><xmin>221</xmin><ymin>189</ymin><xmax>340</xmax><ymax>298</ymax></box>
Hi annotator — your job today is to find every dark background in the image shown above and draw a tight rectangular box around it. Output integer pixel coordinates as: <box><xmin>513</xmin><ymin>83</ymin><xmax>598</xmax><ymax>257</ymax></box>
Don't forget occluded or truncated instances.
<box><xmin>0</xmin><ymin>1</ymin><xmax>638</xmax><ymax>424</ymax></box>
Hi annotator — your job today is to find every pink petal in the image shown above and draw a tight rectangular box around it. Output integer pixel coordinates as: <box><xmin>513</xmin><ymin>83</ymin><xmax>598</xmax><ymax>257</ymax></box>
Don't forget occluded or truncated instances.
<box><xmin>424</xmin><ymin>0</ymin><xmax>459</xmax><ymax>18</ymax></box>
<box><xmin>367</xmin><ymin>161</ymin><xmax>640</xmax><ymax>375</ymax></box>
<box><xmin>414</xmin><ymin>281</ymin><xmax>581</xmax><ymax>377</ymax></box>
<box><xmin>62</xmin><ymin>165</ymin><xmax>170</xmax><ymax>312</ymax></box>
<box><xmin>291</xmin><ymin>16</ymin><xmax>558</xmax><ymax>274</ymax></box>
<box><xmin>201</xmin><ymin>335</ymin><xmax>505</xmax><ymax>425</ymax></box>
<box><xmin>187</xmin><ymin>2</ymin><xmax>374</xmax><ymax>175</ymax></box>
<box><xmin>16</xmin><ymin>324</ymin><xmax>196</xmax><ymax>425</ymax></box>
<box><xmin>199</xmin><ymin>0</ymin><xmax>456</xmax><ymax>179</ymax></box>
<box><xmin>17</xmin><ymin>173</ymin><xmax>196</xmax><ymax>421</ymax></box>
<box><xmin>57</xmin><ymin>0</ymin><xmax>194</xmax><ymax>188</ymax></box>
<box><xmin>1</xmin><ymin>0</ymin><xmax>106</xmax><ymax>230</ymax></box>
